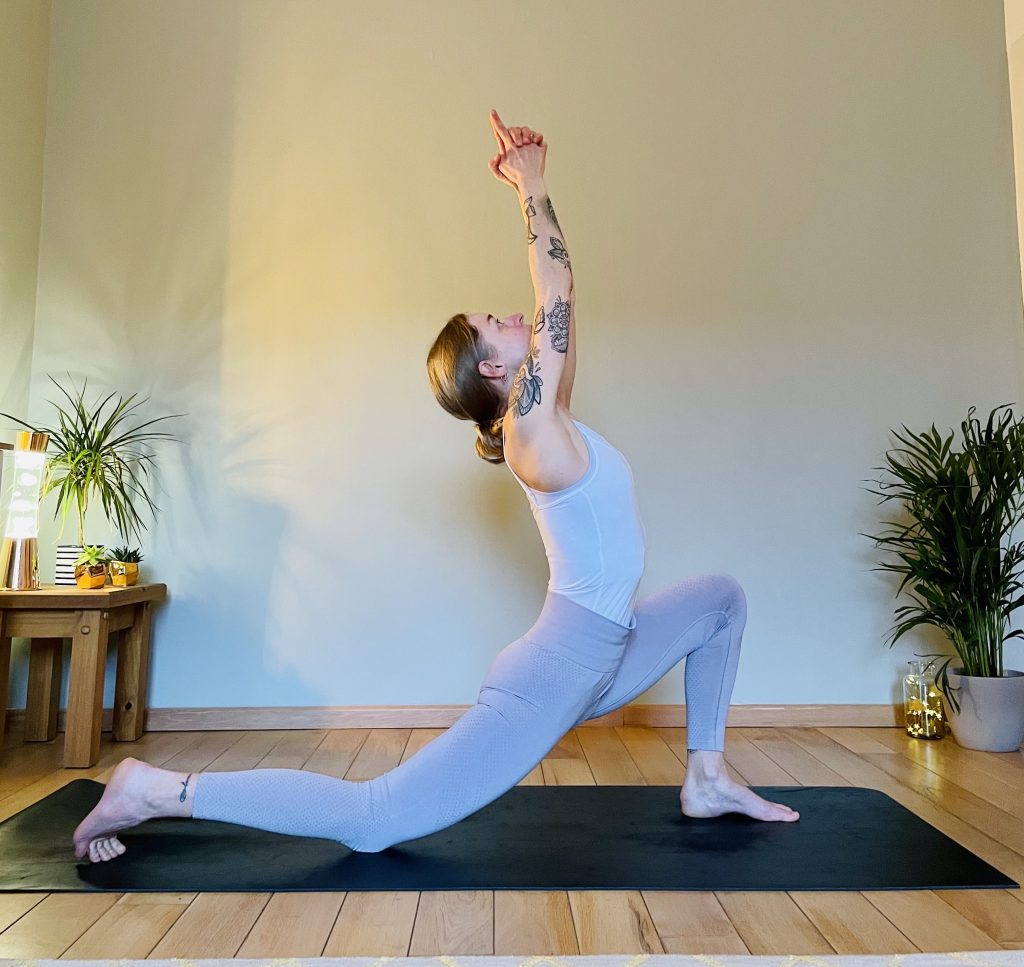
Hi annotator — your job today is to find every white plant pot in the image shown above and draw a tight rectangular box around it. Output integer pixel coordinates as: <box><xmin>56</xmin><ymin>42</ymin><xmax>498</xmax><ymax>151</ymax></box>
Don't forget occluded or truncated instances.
<box><xmin>940</xmin><ymin>667</ymin><xmax>1024</xmax><ymax>752</ymax></box>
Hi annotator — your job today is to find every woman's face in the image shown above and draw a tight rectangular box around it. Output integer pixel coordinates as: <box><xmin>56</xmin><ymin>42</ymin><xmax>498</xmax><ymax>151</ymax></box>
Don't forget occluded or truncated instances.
<box><xmin>468</xmin><ymin>311</ymin><xmax>530</xmax><ymax>379</ymax></box>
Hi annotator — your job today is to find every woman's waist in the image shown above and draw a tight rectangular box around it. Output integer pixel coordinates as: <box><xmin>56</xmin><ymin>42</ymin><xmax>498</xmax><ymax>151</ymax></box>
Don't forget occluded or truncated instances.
<box><xmin>544</xmin><ymin>581</ymin><xmax>639</xmax><ymax>632</ymax></box>
<box><xmin>522</xmin><ymin>589</ymin><xmax>633</xmax><ymax>673</ymax></box>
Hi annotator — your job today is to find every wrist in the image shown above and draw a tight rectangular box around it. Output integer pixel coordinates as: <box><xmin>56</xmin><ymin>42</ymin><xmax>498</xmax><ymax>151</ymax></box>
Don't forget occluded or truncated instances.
<box><xmin>516</xmin><ymin>177</ymin><xmax>546</xmax><ymax>202</ymax></box>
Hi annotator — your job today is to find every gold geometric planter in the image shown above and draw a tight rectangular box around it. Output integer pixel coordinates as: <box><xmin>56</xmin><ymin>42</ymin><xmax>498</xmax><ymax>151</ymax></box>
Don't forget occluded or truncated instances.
<box><xmin>74</xmin><ymin>563</ymin><xmax>107</xmax><ymax>589</ymax></box>
<box><xmin>109</xmin><ymin>561</ymin><xmax>139</xmax><ymax>587</ymax></box>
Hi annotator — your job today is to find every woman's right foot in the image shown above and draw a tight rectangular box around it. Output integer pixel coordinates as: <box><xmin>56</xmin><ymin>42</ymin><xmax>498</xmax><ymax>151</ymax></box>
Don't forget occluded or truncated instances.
<box><xmin>681</xmin><ymin>772</ymin><xmax>800</xmax><ymax>822</ymax></box>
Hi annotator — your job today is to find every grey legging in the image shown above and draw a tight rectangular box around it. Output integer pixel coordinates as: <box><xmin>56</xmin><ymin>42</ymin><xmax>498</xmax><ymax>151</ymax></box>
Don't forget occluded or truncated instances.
<box><xmin>192</xmin><ymin>572</ymin><xmax>746</xmax><ymax>852</ymax></box>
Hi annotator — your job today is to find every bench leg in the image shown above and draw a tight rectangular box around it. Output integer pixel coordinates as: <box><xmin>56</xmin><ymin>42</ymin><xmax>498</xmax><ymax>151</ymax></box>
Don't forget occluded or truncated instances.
<box><xmin>113</xmin><ymin>601</ymin><xmax>152</xmax><ymax>742</ymax></box>
<box><xmin>0</xmin><ymin>613</ymin><xmax>10</xmax><ymax>747</ymax></box>
<box><xmin>65</xmin><ymin>609</ymin><xmax>109</xmax><ymax>768</ymax></box>
<box><xmin>26</xmin><ymin>638</ymin><xmax>63</xmax><ymax>741</ymax></box>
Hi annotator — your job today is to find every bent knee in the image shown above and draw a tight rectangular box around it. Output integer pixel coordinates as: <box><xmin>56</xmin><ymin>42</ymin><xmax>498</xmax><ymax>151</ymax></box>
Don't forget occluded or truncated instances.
<box><xmin>710</xmin><ymin>573</ymin><xmax>747</xmax><ymax>620</ymax></box>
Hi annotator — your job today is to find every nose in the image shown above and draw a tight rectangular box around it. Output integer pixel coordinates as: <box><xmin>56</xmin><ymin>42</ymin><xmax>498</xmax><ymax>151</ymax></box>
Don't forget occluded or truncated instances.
<box><xmin>516</xmin><ymin>313</ymin><xmax>524</xmax><ymax>325</ymax></box>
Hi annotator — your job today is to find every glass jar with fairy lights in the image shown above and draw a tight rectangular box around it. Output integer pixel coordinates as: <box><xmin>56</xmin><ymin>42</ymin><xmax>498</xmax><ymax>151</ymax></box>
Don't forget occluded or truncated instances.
<box><xmin>903</xmin><ymin>658</ymin><xmax>947</xmax><ymax>739</ymax></box>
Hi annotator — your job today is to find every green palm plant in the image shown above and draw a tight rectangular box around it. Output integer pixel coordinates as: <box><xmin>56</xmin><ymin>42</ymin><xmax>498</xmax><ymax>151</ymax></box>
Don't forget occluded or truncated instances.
<box><xmin>861</xmin><ymin>403</ymin><xmax>1024</xmax><ymax>714</ymax></box>
<box><xmin>0</xmin><ymin>372</ymin><xmax>185</xmax><ymax>548</ymax></box>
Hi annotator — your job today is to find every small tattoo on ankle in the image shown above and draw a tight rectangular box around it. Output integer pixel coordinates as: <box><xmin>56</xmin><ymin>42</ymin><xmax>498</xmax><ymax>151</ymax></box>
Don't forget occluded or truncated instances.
<box><xmin>179</xmin><ymin>773</ymin><xmax>192</xmax><ymax>802</ymax></box>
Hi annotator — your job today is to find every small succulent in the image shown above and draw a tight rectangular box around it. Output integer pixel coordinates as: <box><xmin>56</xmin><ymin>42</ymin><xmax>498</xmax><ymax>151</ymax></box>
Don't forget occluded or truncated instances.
<box><xmin>75</xmin><ymin>544</ymin><xmax>110</xmax><ymax>567</ymax></box>
<box><xmin>109</xmin><ymin>544</ymin><xmax>144</xmax><ymax>564</ymax></box>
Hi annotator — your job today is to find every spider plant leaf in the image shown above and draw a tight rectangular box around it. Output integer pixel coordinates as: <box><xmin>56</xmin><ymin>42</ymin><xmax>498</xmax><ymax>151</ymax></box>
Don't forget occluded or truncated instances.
<box><xmin>0</xmin><ymin>412</ymin><xmax>42</xmax><ymax>435</ymax></box>
<box><xmin>93</xmin><ymin>393</ymin><xmax>142</xmax><ymax>444</ymax></box>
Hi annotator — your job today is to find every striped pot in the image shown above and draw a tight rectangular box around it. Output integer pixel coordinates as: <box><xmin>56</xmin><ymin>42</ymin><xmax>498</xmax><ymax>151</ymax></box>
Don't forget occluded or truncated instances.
<box><xmin>55</xmin><ymin>545</ymin><xmax>83</xmax><ymax>586</ymax></box>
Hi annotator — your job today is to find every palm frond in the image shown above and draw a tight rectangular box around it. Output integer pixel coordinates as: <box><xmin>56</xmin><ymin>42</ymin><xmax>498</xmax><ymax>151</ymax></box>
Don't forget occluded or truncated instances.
<box><xmin>863</xmin><ymin>404</ymin><xmax>1024</xmax><ymax>686</ymax></box>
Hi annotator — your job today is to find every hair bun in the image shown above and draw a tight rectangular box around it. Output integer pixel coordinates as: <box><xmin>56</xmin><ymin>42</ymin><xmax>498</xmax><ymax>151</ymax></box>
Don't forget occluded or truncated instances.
<box><xmin>472</xmin><ymin>417</ymin><xmax>506</xmax><ymax>464</ymax></box>
<box><xmin>476</xmin><ymin>417</ymin><xmax>503</xmax><ymax>438</ymax></box>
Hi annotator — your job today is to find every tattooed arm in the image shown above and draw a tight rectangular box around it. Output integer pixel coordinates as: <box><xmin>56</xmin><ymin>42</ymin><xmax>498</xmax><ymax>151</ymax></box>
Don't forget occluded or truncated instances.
<box><xmin>508</xmin><ymin>177</ymin><xmax>576</xmax><ymax>420</ymax></box>
<box><xmin>558</xmin><ymin>275</ymin><xmax>577</xmax><ymax>409</ymax></box>
<box><xmin>517</xmin><ymin>176</ymin><xmax>573</xmax><ymax>293</ymax></box>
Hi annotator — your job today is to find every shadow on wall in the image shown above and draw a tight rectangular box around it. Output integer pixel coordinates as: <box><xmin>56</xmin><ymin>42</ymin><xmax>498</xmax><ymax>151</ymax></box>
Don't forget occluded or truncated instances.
<box><xmin>4</xmin><ymin>2</ymin><xmax>321</xmax><ymax>712</ymax></box>
<box><xmin>149</xmin><ymin>426</ymin><xmax>295</xmax><ymax>708</ymax></box>
<box><xmin>35</xmin><ymin>2</ymin><xmax>600</xmax><ymax>709</ymax></box>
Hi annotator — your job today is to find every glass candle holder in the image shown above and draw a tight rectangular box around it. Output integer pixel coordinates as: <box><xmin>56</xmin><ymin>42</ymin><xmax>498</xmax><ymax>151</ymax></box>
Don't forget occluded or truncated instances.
<box><xmin>903</xmin><ymin>659</ymin><xmax>947</xmax><ymax>740</ymax></box>
<box><xmin>0</xmin><ymin>430</ymin><xmax>49</xmax><ymax>590</ymax></box>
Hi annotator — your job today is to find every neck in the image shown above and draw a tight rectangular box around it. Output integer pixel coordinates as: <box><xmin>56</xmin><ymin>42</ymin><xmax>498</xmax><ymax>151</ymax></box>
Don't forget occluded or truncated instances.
<box><xmin>491</xmin><ymin>375</ymin><xmax>512</xmax><ymax>413</ymax></box>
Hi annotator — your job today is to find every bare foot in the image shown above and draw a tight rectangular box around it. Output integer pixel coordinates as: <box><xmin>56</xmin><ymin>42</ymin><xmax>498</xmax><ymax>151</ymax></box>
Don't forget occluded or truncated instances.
<box><xmin>72</xmin><ymin>757</ymin><xmax>194</xmax><ymax>862</ymax></box>
<box><xmin>681</xmin><ymin>772</ymin><xmax>800</xmax><ymax>822</ymax></box>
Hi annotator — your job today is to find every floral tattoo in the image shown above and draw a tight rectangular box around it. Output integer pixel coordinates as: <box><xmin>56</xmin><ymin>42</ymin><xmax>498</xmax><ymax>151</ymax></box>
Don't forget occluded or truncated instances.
<box><xmin>509</xmin><ymin>346</ymin><xmax>543</xmax><ymax>417</ymax></box>
<box><xmin>546</xmin><ymin>295</ymin><xmax>570</xmax><ymax>353</ymax></box>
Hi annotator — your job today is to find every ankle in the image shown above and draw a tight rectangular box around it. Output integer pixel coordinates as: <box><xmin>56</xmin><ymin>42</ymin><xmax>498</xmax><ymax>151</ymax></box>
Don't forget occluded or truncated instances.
<box><xmin>685</xmin><ymin>749</ymin><xmax>727</xmax><ymax>781</ymax></box>
<box><xmin>145</xmin><ymin>765</ymin><xmax>197</xmax><ymax>819</ymax></box>
<box><xmin>168</xmin><ymin>770</ymin><xmax>197</xmax><ymax>818</ymax></box>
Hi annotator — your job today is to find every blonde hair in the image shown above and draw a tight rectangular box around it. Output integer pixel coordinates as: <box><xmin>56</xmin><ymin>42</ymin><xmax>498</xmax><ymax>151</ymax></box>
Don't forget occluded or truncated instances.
<box><xmin>426</xmin><ymin>313</ymin><xmax>506</xmax><ymax>464</ymax></box>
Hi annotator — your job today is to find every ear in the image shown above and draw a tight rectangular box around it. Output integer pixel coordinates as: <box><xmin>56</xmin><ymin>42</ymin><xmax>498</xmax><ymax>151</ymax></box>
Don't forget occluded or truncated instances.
<box><xmin>478</xmin><ymin>359</ymin><xmax>500</xmax><ymax>379</ymax></box>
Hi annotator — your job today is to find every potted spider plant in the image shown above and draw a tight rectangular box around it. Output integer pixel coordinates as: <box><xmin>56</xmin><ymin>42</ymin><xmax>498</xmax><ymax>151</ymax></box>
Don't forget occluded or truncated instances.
<box><xmin>861</xmin><ymin>403</ymin><xmax>1024</xmax><ymax>752</ymax></box>
<box><xmin>0</xmin><ymin>372</ymin><xmax>184</xmax><ymax>585</ymax></box>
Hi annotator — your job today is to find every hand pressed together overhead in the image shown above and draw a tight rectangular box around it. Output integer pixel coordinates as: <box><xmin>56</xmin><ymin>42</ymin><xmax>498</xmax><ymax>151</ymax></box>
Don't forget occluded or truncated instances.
<box><xmin>488</xmin><ymin>108</ymin><xmax>547</xmax><ymax>190</ymax></box>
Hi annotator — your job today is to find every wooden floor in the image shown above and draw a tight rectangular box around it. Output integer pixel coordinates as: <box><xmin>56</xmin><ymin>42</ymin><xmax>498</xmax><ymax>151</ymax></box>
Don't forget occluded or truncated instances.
<box><xmin>0</xmin><ymin>723</ymin><xmax>1022</xmax><ymax>958</ymax></box>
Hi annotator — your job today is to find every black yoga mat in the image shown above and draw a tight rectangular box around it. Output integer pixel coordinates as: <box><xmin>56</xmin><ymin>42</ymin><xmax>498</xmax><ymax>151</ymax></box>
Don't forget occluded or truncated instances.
<box><xmin>0</xmin><ymin>779</ymin><xmax>1017</xmax><ymax>893</ymax></box>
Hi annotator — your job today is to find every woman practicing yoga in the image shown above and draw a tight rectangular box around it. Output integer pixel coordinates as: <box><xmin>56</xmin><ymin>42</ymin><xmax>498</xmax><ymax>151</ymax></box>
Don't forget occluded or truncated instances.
<box><xmin>73</xmin><ymin>110</ymin><xmax>798</xmax><ymax>864</ymax></box>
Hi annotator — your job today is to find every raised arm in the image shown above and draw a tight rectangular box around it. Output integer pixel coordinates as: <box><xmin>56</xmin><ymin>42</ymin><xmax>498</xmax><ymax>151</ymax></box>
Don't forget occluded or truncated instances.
<box><xmin>513</xmin><ymin>177</ymin><xmax>575</xmax><ymax>417</ymax></box>
<box><xmin>488</xmin><ymin>111</ymin><xmax>576</xmax><ymax>424</ymax></box>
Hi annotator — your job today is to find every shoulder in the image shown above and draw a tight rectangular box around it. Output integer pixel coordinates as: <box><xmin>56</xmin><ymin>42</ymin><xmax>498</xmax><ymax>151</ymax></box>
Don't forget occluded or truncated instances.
<box><xmin>502</xmin><ymin>404</ymin><xmax>589</xmax><ymax>493</ymax></box>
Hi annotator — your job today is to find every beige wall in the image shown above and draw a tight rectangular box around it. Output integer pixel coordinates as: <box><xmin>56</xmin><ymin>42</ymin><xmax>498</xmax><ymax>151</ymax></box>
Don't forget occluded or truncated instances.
<box><xmin>4</xmin><ymin>0</ymin><xmax>1023</xmax><ymax>713</ymax></box>
<box><xmin>0</xmin><ymin>0</ymin><xmax>51</xmax><ymax>720</ymax></box>
<box><xmin>1008</xmin><ymin>0</ymin><xmax>1024</xmax><ymax>311</ymax></box>
<box><xmin>0</xmin><ymin>0</ymin><xmax>50</xmax><ymax>424</ymax></box>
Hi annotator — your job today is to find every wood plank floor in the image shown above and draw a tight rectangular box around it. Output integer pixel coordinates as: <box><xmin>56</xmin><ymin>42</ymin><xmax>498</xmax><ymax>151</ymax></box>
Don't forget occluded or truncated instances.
<box><xmin>0</xmin><ymin>724</ymin><xmax>1022</xmax><ymax>958</ymax></box>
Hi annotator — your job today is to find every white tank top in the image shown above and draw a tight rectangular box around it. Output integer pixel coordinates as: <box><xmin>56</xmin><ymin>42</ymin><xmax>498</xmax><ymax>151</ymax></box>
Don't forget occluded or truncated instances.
<box><xmin>506</xmin><ymin>419</ymin><xmax>647</xmax><ymax>628</ymax></box>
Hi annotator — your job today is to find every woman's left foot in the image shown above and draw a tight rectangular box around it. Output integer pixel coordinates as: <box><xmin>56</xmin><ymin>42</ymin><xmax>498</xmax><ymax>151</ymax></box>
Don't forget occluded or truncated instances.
<box><xmin>681</xmin><ymin>773</ymin><xmax>800</xmax><ymax>821</ymax></box>
<box><xmin>72</xmin><ymin>757</ymin><xmax>155</xmax><ymax>862</ymax></box>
